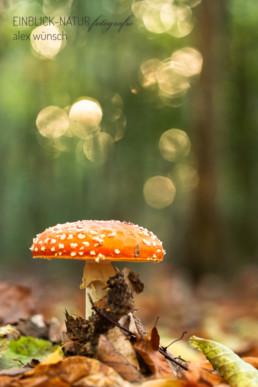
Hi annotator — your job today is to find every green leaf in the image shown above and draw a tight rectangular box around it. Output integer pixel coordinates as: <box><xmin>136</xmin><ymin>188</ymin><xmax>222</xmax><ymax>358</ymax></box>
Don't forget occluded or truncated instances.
<box><xmin>189</xmin><ymin>335</ymin><xmax>258</xmax><ymax>387</ymax></box>
<box><xmin>0</xmin><ymin>337</ymin><xmax>60</xmax><ymax>370</ymax></box>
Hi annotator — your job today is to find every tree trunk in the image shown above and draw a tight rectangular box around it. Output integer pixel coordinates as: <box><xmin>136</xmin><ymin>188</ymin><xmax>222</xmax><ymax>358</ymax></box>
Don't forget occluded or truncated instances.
<box><xmin>183</xmin><ymin>0</ymin><xmax>227</xmax><ymax>280</ymax></box>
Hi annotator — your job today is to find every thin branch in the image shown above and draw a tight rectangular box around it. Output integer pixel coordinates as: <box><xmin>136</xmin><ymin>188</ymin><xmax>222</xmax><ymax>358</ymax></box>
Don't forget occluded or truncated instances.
<box><xmin>162</xmin><ymin>331</ymin><xmax>188</xmax><ymax>351</ymax></box>
<box><xmin>113</xmin><ymin>265</ymin><xmax>120</xmax><ymax>273</ymax></box>
<box><xmin>14</xmin><ymin>359</ymin><xmax>25</xmax><ymax>366</ymax></box>
<box><xmin>159</xmin><ymin>348</ymin><xmax>188</xmax><ymax>371</ymax></box>
<box><xmin>154</xmin><ymin>316</ymin><xmax>159</xmax><ymax>327</ymax></box>
<box><xmin>174</xmin><ymin>355</ymin><xmax>188</xmax><ymax>364</ymax></box>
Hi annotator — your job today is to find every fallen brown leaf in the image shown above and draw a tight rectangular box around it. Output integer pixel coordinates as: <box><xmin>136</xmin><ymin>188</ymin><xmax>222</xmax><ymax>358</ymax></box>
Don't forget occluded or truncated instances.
<box><xmin>107</xmin><ymin>327</ymin><xmax>139</xmax><ymax>368</ymax></box>
<box><xmin>0</xmin><ymin>356</ymin><xmax>129</xmax><ymax>387</ymax></box>
<box><xmin>97</xmin><ymin>333</ymin><xmax>143</xmax><ymax>382</ymax></box>
<box><xmin>180</xmin><ymin>356</ymin><xmax>258</xmax><ymax>386</ymax></box>
<box><xmin>40</xmin><ymin>347</ymin><xmax>63</xmax><ymax>365</ymax></box>
<box><xmin>119</xmin><ymin>312</ymin><xmax>147</xmax><ymax>338</ymax></box>
<box><xmin>150</xmin><ymin>326</ymin><xmax>160</xmax><ymax>351</ymax></box>
<box><xmin>0</xmin><ymin>376</ymin><xmax>20</xmax><ymax>387</ymax></box>
<box><xmin>182</xmin><ymin>361</ymin><xmax>224</xmax><ymax>386</ymax></box>
<box><xmin>32</xmin><ymin>356</ymin><xmax>126</xmax><ymax>385</ymax></box>
<box><xmin>134</xmin><ymin>328</ymin><xmax>175</xmax><ymax>378</ymax></box>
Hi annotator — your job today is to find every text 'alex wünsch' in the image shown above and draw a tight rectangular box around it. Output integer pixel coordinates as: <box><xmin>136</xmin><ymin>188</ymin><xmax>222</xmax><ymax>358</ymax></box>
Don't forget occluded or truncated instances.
<box><xmin>13</xmin><ymin>30</ymin><xmax>67</xmax><ymax>41</ymax></box>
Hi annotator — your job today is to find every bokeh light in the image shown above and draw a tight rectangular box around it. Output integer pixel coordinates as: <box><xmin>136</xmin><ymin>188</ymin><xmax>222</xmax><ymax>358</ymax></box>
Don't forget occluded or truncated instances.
<box><xmin>159</xmin><ymin>3</ymin><xmax>176</xmax><ymax>31</ymax></box>
<box><xmin>171</xmin><ymin>47</ymin><xmax>203</xmax><ymax>77</ymax></box>
<box><xmin>30</xmin><ymin>24</ymin><xmax>65</xmax><ymax>59</ymax></box>
<box><xmin>143</xmin><ymin>176</ymin><xmax>176</xmax><ymax>209</ymax></box>
<box><xmin>36</xmin><ymin>106</ymin><xmax>69</xmax><ymax>138</ymax></box>
<box><xmin>132</xmin><ymin>0</ymin><xmax>194</xmax><ymax>38</ymax></box>
<box><xmin>139</xmin><ymin>47</ymin><xmax>203</xmax><ymax>101</ymax></box>
<box><xmin>36</xmin><ymin>95</ymin><xmax>125</xmax><ymax>163</ymax></box>
<box><xmin>143</xmin><ymin>6</ymin><xmax>168</xmax><ymax>34</ymax></box>
<box><xmin>69</xmin><ymin>98</ymin><xmax>103</xmax><ymax>139</ymax></box>
<box><xmin>139</xmin><ymin>58</ymin><xmax>161</xmax><ymax>88</ymax></box>
<box><xmin>157</xmin><ymin>60</ymin><xmax>190</xmax><ymax>98</ymax></box>
<box><xmin>175</xmin><ymin>163</ymin><xmax>199</xmax><ymax>192</ymax></box>
<box><xmin>83</xmin><ymin>132</ymin><xmax>114</xmax><ymax>164</ymax></box>
<box><xmin>167</xmin><ymin>5</ymin><xmax>193</xmax><ymax>38</ymax></box>
<box><xmin>159</xmin><ymin>129</ymin><xmax>191</xmax><ymax>161</ymax></box>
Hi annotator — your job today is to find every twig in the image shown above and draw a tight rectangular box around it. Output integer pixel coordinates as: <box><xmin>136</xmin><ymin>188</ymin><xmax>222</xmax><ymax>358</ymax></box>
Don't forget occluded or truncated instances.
<box><xmin>154</xmin><ymin>316</ymin><xmax>159</xmax><ymax>327</ymax></box>
<box><xmin>113</xmin><ymin>265</ymin><xmax>120</xmax><ymax>273</ymax></box>
<box><xmin>174</xmin><ymin>355</ymin><xmax>188</xmax><ymax>364</ymax></box>
<box><xmin>14</xmin><ymin>359</ymin><xmax>25</xmax><ymax>366</ymax></box>
<box><xmin>159</xmin><ymin>348</ymin><xmax>188</xmax><ymax>371</ymax></box>
<box><xmin>88</xmin><ymin>295</ymin><xmax>188</xmax><ymax>371</ymax></box>
<box><xmin>162</xmin><ymin>331</ymin><xmax>188</xmax><ymax>351</ymax></box>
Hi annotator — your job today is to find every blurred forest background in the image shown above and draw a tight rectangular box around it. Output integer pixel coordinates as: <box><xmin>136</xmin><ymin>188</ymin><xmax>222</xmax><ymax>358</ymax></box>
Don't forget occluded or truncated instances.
<box><xmin>0</xmin><ymin>0</ymin><xmax>257</xmax><ymax>284</ymax></box>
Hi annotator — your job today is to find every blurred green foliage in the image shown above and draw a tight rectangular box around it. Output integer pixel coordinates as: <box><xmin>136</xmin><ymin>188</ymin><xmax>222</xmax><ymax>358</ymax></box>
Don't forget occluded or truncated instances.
<box><xmin>0</xmin><ymin>0</ymin><xmax>257</xmax><ymax>278</ymax></box>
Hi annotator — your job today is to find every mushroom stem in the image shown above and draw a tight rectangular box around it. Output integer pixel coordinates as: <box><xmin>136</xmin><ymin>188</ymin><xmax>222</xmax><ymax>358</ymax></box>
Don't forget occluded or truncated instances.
<box><xmin>80</xmin><ymin>261</ymin><xmax>116</xmax><ymax>319</ymax></box>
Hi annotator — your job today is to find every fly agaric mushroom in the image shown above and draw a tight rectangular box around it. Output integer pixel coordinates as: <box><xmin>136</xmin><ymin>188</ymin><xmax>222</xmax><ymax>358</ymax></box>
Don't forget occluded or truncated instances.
<box><xmin>31</xmin><ymin>220</ymin><xmax>165</xmax><ymax>319</ymax></box>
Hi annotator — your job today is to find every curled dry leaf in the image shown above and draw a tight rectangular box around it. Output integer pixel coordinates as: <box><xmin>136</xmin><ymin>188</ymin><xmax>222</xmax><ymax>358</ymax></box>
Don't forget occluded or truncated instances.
<box><xmin>150</xmin><ymin>327</ymin><xmax>160</xmax><ymax>351</ymax></box>
<box><xmin>189</xmin><ymin>336</ymin><xmax>258</xmax><ymax>387</ymax></box>
<box><xmin>97</xmin><ymin>333</ymin><xmax>143</xmax><ymax>382</ymax></box>
<box><xmin>134</xmin><ymin>327</ymin><xmax>176</xmax><ymax>378</ymax></box>
<box><xmin>119</xmin><ymin>312</ymin><xmax>147</xmax><ymax>338</ymax></box>
<box><xmin>107</xmin><ymin>327</ymin><xmax>139</xmax><ymax>369</ymax></box>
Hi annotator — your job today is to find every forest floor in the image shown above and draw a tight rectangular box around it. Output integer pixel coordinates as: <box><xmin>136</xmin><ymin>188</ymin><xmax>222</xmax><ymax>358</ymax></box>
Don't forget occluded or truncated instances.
<box><xmin>0</xmin><ymin>263</ymin><xmax>257</xmax><ymax>386</ymax></box>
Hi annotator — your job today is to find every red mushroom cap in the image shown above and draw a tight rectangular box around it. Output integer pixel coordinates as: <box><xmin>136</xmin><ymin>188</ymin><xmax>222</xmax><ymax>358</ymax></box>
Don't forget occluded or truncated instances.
<box><xmin>30</xmin><ymin>220</ymin><xmax>165</xmax><ymax>262</ymax></box>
